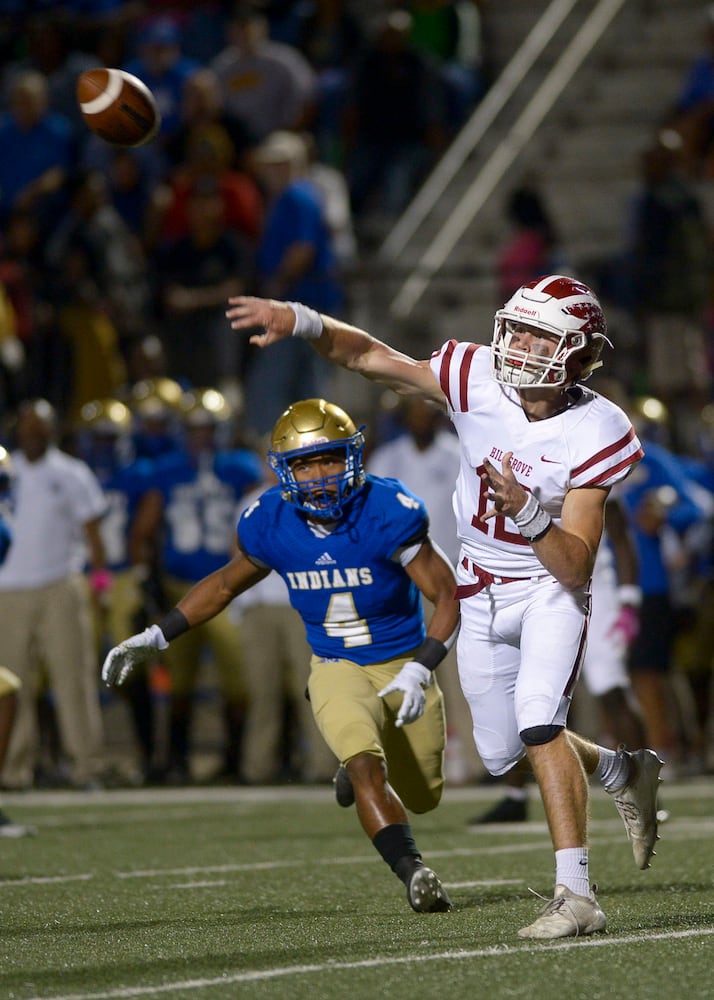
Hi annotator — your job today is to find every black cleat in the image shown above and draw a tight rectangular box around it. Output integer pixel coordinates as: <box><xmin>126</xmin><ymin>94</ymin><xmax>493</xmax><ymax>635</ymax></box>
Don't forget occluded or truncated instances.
<box><xmin>406</xmin><ymin>865</ymin><xmax>453</xmax><ymax>913</ymax></box>
<box><xmin>333</xmin><ymin>765</ymin><xmax>354</xmax><ymax>807</ymax></box>
<box><xmin>468</xmin><ymin>795</ymin><xmax>528</xmax><ymax>825</ymax></box>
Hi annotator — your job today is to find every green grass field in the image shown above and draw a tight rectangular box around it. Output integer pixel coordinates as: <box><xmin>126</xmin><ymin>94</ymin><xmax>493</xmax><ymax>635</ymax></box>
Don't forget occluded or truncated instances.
<box><xmin>1</xmin><ymin>780</ymin><xmax>713</xmax><ymax>1000</ymax></box>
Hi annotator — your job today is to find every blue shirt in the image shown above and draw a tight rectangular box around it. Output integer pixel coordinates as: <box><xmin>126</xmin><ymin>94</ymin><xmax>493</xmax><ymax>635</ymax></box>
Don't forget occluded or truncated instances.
<box><xmin>237</xmin><ymin>476</ymin><xmax>429</xmax><ymax>665</ymax></box>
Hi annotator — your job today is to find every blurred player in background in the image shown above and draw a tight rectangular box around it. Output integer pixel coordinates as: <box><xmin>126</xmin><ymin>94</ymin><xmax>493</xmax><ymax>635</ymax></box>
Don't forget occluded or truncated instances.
<box><xmin>0</xmin><ymin>447</ymin><xmax>37</xmax><ymax>835</ymax></box>
<box><xmin>103</xmin><ymin>398</ymin><xmax>459</xmax><ymax>913</ymax></box>
<box><xmin>226</xmin><ymin>276</ymin><xmax>663</xmax><ymax>940</ymax></box>
<box><xmin>129</xmin><ymin>387</ymin><xmax>262</xmax><ymax>784</ymax></box>
<box><xmin>75</xmin><ymin>397</ymin><xmax>159</xmax><ymax>785</ymax></box>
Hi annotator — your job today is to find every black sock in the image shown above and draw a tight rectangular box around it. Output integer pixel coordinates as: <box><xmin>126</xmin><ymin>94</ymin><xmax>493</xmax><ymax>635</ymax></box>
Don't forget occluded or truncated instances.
<box><xmin>372</xmin><ymin>823</ymin><xmax>423</xmax><ymax>885</ymax></box>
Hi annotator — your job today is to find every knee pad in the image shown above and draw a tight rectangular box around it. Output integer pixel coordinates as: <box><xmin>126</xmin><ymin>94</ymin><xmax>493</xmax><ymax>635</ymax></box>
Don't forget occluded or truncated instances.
<box><xmin>519</xmin><ymin>724</ymin><xmax>563</xmax><ymax>746</ymax></box>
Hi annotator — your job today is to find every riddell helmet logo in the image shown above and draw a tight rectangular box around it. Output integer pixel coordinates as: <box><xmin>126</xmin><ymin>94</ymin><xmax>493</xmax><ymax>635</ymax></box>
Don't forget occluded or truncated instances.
<box><xmin>514</xmin><ymin>305</ymin><xmax>538</xmax><ymax>317</ymax></box>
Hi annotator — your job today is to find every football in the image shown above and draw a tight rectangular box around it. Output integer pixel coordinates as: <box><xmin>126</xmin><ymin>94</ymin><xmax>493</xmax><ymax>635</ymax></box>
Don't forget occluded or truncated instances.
<box><xmin>76</xmin><ymin>68</ymin><xmax>161</xmax><ymax>147</ymax></box>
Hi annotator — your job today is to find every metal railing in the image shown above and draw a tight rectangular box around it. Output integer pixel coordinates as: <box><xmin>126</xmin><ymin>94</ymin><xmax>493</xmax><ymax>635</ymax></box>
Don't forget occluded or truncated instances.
<box><xmin>382</xmin><ymin>0</ymin><xmax>629</xmax><ymax>320</ymax></box>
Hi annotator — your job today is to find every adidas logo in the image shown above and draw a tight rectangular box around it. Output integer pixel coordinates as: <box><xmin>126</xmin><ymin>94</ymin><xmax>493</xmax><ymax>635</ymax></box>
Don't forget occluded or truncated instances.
<box><xmin>315</xmin><ymin>552</ymin><xmax>336</xmax><ymax>566</ymax></box>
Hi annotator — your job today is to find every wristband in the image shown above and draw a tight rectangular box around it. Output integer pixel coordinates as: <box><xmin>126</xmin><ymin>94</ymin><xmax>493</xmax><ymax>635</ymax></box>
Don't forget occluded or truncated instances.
<box><xmin>288</xmin><ymin>301</ymin><xmax>323</xmax><ymax>340</ymax></box>
<box><xmin>413</xmin><ymin>636</ymin><xmax>448</xmax><ymax>672</ymax></box>
<box><xmin>512</xmin><ymin>492</ymin><xmax>553</xmax><ymax>542</ymax></box>
<box><xmin>617</xmin><ymin>584</ymin><xmax>642</xmax><ymax>607</ymax></box>
<box><xmin>157</xmin><ymin>607</ymin><xmax>190</xmax><ymax>642</ymax></box>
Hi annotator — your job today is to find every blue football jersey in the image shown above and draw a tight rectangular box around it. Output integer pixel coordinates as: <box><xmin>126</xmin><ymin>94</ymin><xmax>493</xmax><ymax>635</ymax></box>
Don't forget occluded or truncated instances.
<box><xmin>237</xmin><ymin>476</ymin><xmax>429</xmax><ymax>665</ymax></box>
<box><xmin>150</xmin><ymin>448</ymin><xmax>263</xmax><ymax>580</ymax></box>
<box><xmin>95</xmin><ymin>459</ymin><xmax>155</xmax><ymax>570</ymax></box>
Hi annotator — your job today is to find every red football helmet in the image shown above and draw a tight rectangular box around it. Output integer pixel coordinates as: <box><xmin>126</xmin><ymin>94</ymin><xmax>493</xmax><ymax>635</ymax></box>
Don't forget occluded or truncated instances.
<box><xmin>491</xmin><ymin>274</ymin><xmax>611</xmax><ymax>387</ymax></box>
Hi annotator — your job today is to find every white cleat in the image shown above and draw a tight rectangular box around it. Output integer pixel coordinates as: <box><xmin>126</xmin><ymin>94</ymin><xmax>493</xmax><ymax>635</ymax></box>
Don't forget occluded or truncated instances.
<box><xmin>608</xmin><ymin>748</ymin><xmax>664</xmax><ymax>869</ymax></box>
<box><xmin>518</xmin><ymin>884</ymin><xmax>607</xmax><ymax>939</ymax></box>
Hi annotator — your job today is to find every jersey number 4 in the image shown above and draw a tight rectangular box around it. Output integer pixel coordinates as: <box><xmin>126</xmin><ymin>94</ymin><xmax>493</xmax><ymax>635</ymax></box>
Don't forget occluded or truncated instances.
<box><xmin>471</xmin><ymin>463</ymin><xmax>530</xmax><ymax>546</ymax></box>
<box><xmin>323</xmin><ymin>592</ymin><xmax>373</xmax><ymax>648</ymax></box>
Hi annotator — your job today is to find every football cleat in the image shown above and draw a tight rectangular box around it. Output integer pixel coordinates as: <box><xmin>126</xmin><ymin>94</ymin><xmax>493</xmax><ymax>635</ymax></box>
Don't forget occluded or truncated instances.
<box><xmin>406</xmin><ymin>865</ymin><xmax>453</xmax><ymax>913</ymax></box>
<box><xmin>608</xmin><ymin>748</ymin><xmax>664</xmax><ymax>869</ymax></box>
<box><xmin>518</xmin><ymin>884</ymin><xmax>606</xmax><ymax>939</ymax></box>
<box><xmin>333</xmin><ymin>765</ymin><xmax>354</xmax><ymax>808</ymax></box>
<box><xmin>0</xmin><ymin>809</ymin><xmax>37</xmax><ymax>838</ymax></box>
<box><xmin>468</xmin><ymin>795</ymin><xmax>528</xmax><ymax>825</ymax></box>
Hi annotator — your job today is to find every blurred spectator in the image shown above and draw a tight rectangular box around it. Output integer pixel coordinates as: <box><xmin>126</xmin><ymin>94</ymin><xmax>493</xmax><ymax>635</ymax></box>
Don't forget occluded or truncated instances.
<box><xmin>130</xmin><ymin>389</ymin><xmax>263</xmax><ymax>783</ymax></box>
<box><xmin>243</xmin><ymin>129</ymin><xmax>343</xmax><ymax>435</ymax></box>
<box><xmin>1</xmin><ymin>15</ymin><xmax>96</xmax><ymax>129</ymax></box>
<box><xmin>304</xmin><ymin>130</ymin><xmax>358</xmax><ymax>268</ymax></box>
<box><xmin>0</xmin><ymin>208</ymin><xmax>58</xmax><ymax>407</ymax></box>
<box><xmin>211</xmin><ymin>3</ymin><xmax>316</xmax><ymax>142</ymax></box>
<box><xmin>75</xmin><ymin>397</ymin><xmax>160</xmax><ymax>785</ymax></box>
<box><xmin>668</xmin><ymin>4</ymin><xmax>714</xmax><ymax>176</ymax></box>
<box><xmin>44</xmin><ymin>169</ymin><xmax>152</xmax><ymax>417</ymax></box>
<box><xmin>0</xmin><ymin>279</ymin><xmax>24</xmax><ymax>414</ymax></box>
<box><xmin>366</xmin><ymin>395</ymin><xmax>484</xmax><ymax>785</ymax></box>
<box><xmin>0</xmin><ymin>70</ymin><xmax>75</xmax><ymax>229</ymax></box>
<box><xmin>123</xmin><ymin>14</ymin><xmax>200</xmax><ymax>141</ymax></box>
<box><xmin>231</xmin><ymin>477</ymin><xmax>337</xmax><ymax>785</ymax></box>
<box><xmin>165</xmin><ymin>67</ymin><xmax>259</xmax><ymax>175</ymax></box>
<box><xmin>407</xmin><ymin>0</ymin><xmax>484</xmax><ymax>130</ymax></box>
<box><xmin>104</xmin><ymin>148</ymin><xmax>157</xmax><ymax>242</ymax></box>
<box><xmin>496</xmin><ymin>184</ymin><xmax>563</xmax><ymax>303</ymax></box>
<box><xmin>156</xmin><ymin>181</ymin><xmax>255</xmax><ymax>388</ymax></box>
<box><xmin>345</xmin><ymin>9</ymin><xmax>446</xmax><ymax>227</ymax></box>
<box><xmin>0</xmin><ymin>399</ymin><xmax>107</xmax><ymax>791</ymax></box>
<box><xmin>150</xmin><ymin>79</ymin><xmax>264</xmax><ymax>249</ymax></box>
<box><xmin>293</xmin><ymin>0</ymin><xmax>366</xmax><ymax>165</ymax></box>
<box><xmin>622</xmin><ymin>130</ymin><xmax>712</xmax><ymax>453</ymax></box>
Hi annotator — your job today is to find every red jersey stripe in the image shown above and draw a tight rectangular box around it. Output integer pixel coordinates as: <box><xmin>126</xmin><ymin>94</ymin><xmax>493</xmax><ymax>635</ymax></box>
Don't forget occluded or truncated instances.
<box><xmin>571</xmin><ymin>426</ymin><xmax>637</xmax><ymax>478</ymax></box>
<box><xmin>579</xmin><ymin>447</ymin><xmax>644</xmax><ymax>487</ymax></box>
<box><xmin>438</xmin><ymin>340</ymin><xmax>458</xmax><ymax>408</ymax></box>
<box><xmin>458</xmin><ymin>343</ymin><xmax>479</xmax><ymax>411</ymax></box>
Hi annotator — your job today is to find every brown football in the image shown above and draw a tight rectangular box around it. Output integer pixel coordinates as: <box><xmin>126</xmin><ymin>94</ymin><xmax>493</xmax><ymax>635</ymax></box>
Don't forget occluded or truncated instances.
<box><xmin>76</xmin><ymin>68</ymin><xmax>161</xmax><ymax>147</ymax></box>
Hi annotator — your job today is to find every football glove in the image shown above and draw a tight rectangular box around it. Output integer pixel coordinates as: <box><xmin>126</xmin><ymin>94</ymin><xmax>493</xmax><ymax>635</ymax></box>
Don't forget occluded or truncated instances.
<box><xmin>378</xmin><ymin>660</ymin><xmax>432</xmax><ymax>727</ymax></box>
<box><xmin>101</xmin><ymin>624</ymin><xmax>168</xmax><ymax>688</ymax></box>
<box><xmin>608</xmin><ymin>604</ymin><xmax>640</xmax><ymax>647</ymax></box>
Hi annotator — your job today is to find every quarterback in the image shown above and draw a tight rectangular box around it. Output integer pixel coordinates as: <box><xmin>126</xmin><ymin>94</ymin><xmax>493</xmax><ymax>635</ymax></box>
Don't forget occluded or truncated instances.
<box><xmin>102</xmin><ymin>398</ymin><xmax>459</xmax><ymax>914</ymax></box>
<box><xmin>226</xmin><ymin>274</ymin><xmax>664</xmax><ymax>939</ymax></box>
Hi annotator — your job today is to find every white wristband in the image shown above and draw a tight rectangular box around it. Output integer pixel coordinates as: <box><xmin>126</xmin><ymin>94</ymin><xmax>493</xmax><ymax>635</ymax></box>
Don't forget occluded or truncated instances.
<box><xmin>512</xmin><ymin>491</ymin><xmax>553</xmax><ymax>542</ymax></box>
<box><xmin>288</xmin><ymin>301</ymin><xmax>323</xmax><ymax>340</ymax></box>
<box><xmin>617</xmin><ymin>584</ymin><xmax>642</xmax><ymax>607</ymax></box>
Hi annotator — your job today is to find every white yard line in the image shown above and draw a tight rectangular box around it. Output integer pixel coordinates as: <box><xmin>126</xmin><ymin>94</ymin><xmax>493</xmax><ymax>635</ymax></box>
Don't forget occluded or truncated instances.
<box><xmin>23</xmin><ymin>927</ymin><xmax>714</xmax><ymax>1000</ymax></box>
<box><xmin>3</xmin><ymin>822</ymin><xmax>709</xmax><ymax>890</ymax></box>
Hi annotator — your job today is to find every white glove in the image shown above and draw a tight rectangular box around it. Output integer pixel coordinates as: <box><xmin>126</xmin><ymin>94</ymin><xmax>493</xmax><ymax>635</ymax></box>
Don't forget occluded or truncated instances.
<box><xmin>378</xmin><ymin>660</ymin><xmax>432</xmax><ymax>728</ymax></box>
<box><xmin>101</xmin><ymin>624</ymin><xmax>168</xmax><ymax>687</ymax></box>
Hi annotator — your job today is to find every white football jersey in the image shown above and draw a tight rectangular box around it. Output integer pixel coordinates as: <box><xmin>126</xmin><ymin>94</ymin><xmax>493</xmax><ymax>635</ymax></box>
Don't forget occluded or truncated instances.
<box><xmin>430</xmin><ymin>343</ymin><xmax>643</xmax><ymax>577</ymax></box>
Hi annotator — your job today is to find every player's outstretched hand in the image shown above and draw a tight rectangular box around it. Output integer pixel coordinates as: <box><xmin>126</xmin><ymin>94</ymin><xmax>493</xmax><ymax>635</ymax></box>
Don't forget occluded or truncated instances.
<box><xmin>101</xmin><ymin>624</ymin><xmax>168</xmax><ymax>688</ymax></box>
<box><xmin>225</xmin><ymin>296</ymin><xmax>296</xmax><ymax>348</ymax></box>
<box><xmin>378</xmin><ymin>661</ymin><xmax>432</xmax><ymax>727</ymax></box>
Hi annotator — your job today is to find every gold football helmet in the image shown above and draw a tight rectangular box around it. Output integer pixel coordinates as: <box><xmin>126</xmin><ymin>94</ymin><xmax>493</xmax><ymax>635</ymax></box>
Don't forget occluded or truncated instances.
<box><xmin>178</xmin><ymin>387</ymin><xmax>232</xmax><ymax>428</ymax></box>
<box><xmin>77</xmin><ymin>398</ymin><xmax>132</xmax><ymax>435</ymax></box>
<box><xmin>269</xmin><ymin>398</ymin><xmax>365</xmax><ymax>518</ymax></box>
